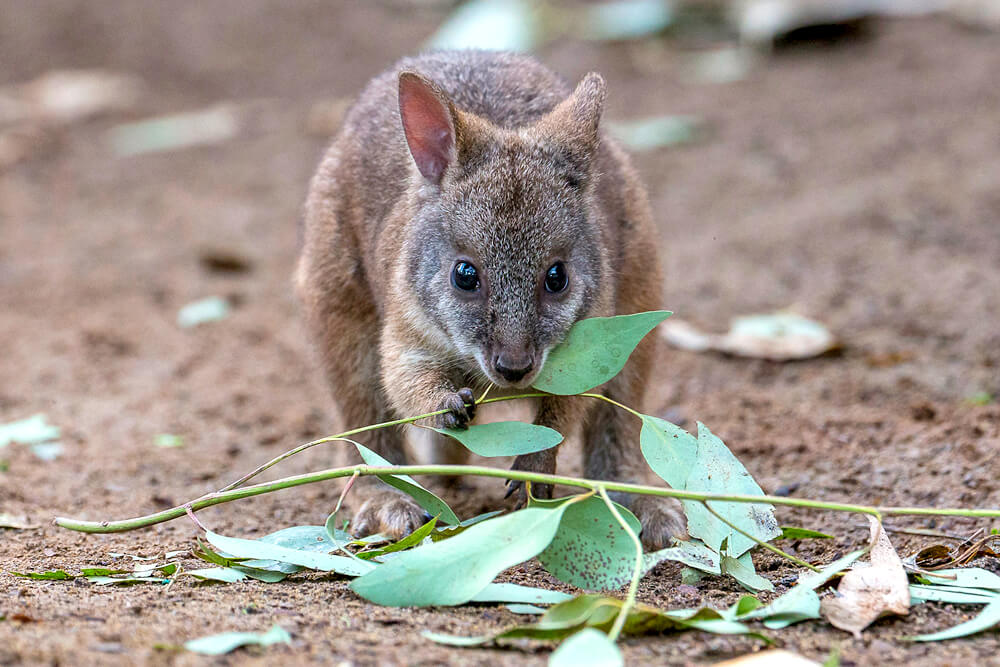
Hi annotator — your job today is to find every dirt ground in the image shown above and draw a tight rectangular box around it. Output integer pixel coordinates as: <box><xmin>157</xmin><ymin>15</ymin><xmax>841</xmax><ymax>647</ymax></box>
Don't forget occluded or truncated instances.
<box><xmin>2</xmin><ymin>2</ymin><xmax>1000</xmax><ymax>665</ymax></box>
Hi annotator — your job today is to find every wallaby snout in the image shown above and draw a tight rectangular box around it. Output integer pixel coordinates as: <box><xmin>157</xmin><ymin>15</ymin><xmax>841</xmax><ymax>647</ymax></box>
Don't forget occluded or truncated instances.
<box><xmin>492</xmin><ymin>345</ymin><xmax>536</xmax><ymax>385</ymax></box>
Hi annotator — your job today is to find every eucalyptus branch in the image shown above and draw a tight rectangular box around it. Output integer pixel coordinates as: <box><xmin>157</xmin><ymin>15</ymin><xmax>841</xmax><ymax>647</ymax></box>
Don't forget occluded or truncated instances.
<box><xmin>599</xmin><ymin>486</ymin><xmax>644</xmax><ymax>641</ymax></box>
<box><xmin>217</xmin><ymin>392</ymin><xmax>548</xmax><ymax>492</ymax></box>
<box><xmin>53</xmin><ymin>463</ymin><xmax>1000</xmax><ymax>534</ymax></box>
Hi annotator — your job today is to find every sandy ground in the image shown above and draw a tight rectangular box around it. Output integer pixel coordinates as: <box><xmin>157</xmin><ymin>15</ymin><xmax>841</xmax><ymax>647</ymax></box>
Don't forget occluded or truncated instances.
<box><xmin>2</xmin><ymin>2</ymin><xmax>999</xmax><ymax>665</ymax></box>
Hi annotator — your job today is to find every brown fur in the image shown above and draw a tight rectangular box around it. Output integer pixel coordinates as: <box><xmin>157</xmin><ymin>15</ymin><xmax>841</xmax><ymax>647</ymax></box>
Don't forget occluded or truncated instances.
<box><xmin>296</xmin><ymin>51</ymin><xmax>685</xmax><ymax>547</ymax></box>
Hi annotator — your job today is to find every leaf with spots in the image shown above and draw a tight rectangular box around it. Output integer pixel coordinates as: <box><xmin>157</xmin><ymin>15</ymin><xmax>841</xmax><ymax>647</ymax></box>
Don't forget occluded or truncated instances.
<box><xmin>681</xmin><ymin>423</ymin><xmax>780</xmax><ymax>557</ymax></box>
<box><xmin>535</xmin><ymin>495</ymin><xmax>643</xmax><ymax>591</ymax></box>
<box><xmin>533</xmin><ymin>311</ymin><xmax>672</xmax><ymax>395</ymax></box>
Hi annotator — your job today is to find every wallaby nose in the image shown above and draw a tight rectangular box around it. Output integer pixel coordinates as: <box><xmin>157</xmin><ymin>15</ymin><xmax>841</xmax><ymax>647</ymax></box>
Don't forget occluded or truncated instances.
<box><xmin>494</xmin><ymin>351</ymin><xmax>534</xmax><ymax>384</ymax></box>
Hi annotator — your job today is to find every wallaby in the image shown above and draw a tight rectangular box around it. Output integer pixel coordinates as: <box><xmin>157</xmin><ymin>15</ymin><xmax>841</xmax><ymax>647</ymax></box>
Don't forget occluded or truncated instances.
<box><xmin>296</xmin><ymin>51</ymin><xmax>686</xmax><ymax>548</ymax></box>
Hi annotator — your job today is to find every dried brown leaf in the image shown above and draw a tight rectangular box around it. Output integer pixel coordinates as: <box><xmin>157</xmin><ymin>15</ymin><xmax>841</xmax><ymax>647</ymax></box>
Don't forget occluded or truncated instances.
<box><xmin>821</xmin><ymin>516</ymin><xmax>909</xmax><ymax>637</ymax></box>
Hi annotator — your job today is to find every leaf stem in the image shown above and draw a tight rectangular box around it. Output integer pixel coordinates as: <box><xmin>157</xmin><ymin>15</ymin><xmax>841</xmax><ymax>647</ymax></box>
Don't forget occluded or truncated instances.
<box><xmin>52</xmin><ymin>463</ymin><xmax>1000</xmax><ymax>534</ymax></box>
<box><xmin>217</xmin><ymin>392</ymin><xmax>549</xmax><ymax>492</ymax></box>
<box><xmin>599</xmin><ymin>486</ymin><xmax>643</xmax><ymax>641</ymax></box>
<box><xmin>702</xmin><ymin>501</ymin><xmax>820</xmax><ymax>572</ymax></box>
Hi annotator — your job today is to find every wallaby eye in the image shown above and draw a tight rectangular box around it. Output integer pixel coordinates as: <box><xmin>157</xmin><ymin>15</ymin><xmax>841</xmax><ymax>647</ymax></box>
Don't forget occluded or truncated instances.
<box><xmin>544</xmin><ymin>262</ymin><xmax>568</xmax><ymax>293</ymax></box>
<box><xmin>451</xmin><ymin>261</ymin><xmax>480</xmax><ymax>292</ymax></box>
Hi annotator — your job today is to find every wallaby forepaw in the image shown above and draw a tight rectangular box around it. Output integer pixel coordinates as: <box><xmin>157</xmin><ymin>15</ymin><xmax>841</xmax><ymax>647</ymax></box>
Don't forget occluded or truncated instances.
<box><xmin>435</xmin><ymin>387</ymin><xmax>476</xmax><ymax>429</ymax></box>
<box><xmin>504</xmin><ymin>479</ymin><xmax>554</xmax><ymax>508</ymax></box>
<box><xmin>352</xmin><ymin>491</ymin><xmax>431</xmax><ymax>540</ymax></box>
<box><xmin>631</xmin><ymin>496</ymin><xmax>688</xmax><ymax>550</ymax></box>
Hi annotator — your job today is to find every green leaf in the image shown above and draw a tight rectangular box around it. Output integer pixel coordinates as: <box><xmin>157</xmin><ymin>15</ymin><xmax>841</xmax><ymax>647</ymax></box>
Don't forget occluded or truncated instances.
<box><xmin>430</xmin><ymin>510</ymin><xmax>504</xmax><ymax>541</ymax></box>
<box><xmin>909</xmin><ymin>584</ymin><xmax>997</xmax><ymax>605</ymax></box>
<box><xmin>721</xmin><ymin>553</ymin><xmax>774</xmax><ymax>593</ymax></box>
<box><xmin>646</xmin><ymin>539</ymin><xmax>721</xmax><ymax>575</ymax></box>
<box><xmin>351</xmin><ymin>505</ymin><xmax>571</xmax><ymax>606</ymax></box>
<box><xmin>533</xmin><ymin>311</ymin><xmax>672</xmax><ymax>395</ymax></box>
<box><xmin>470</xmin><ymin>582</ymin><xmax>574</xmax><ymax>605</ymax></box>
<box><xmin>426</xmin><ymin>0</ymin><xmax>539</xmax><ymax>52</ymax></box>
<box><xmin>579</xmin><ymin>0</ymin><xmax>674</xmax><ymax>41</ymax></box>
<box><xmin>11</xmin><ymin>570</ymin><xmax>73</xmax><ymax>580</ymax></box>
<box><xmin>86</xmin><ymin>575</ymin><xmax>169</xmax><ymax>586</ymax></box>
<box><xmin>639</xmin><ymin>416</ymin><xmax>697</xmax><ymax>489</ymax></box>
<box><xmin>423</xmin><ymin>594</ymin><xmax>762</xmax><ymax>647</ymax></box>
<box><xmin>186</xmin><ymin>567</ymin><xmax>247</xmax><ymax>583</ymax></box>
<box><xmin>205</xmin><ymin>531</ymin><xmax>374</xmax><ymax>577</ymax></box>
<box><xmin>779</xmin><ymin>526</ymin><xmax>834</xmax><ymax>540</ymax></box>
<box><xmin>507</xmin><ymin>603</ymin><xmax>547</xmax><ymax>614</ymax></box>
<box><xmin>353</xmin><ymin>442</ymin><xmax>460</xmax><ymax>525</ymax></box>
<box><xmin>240</xmin><ymin>524</ymin><xmax>347</xmax><ymax>573</ymax></box>
<box><xmin>184</xmin><ymin>624</ymin><xmax>291</xmax><ymax>655</ymax></box>
<box><xmin>682</xmin><ymin>423</ymin><xmax>781</xmax><ymax>557</ymax></box>
<box><xmin>537</xmin><ymin>495</ymin><xmax>643</xmax><ymax>590</ymax></box>
<box><xmin>920</xmin><ymin>568</ymin><xmax>1000</xmax><ymax>591</ymax></box>
<box><xmin>80</xmin><ymin>568</ymin><xmax>129</xmax><ymax>577</ymax></box>
<box><xmin>0</xmin><ymin>414</ymin><xmax>60</xmax><ymax>447</ymax></box>
<box><xmin>549</xmin><ymin>628</ymin><xmax>623</xmax><ymax>667</ymax></box>
<box><xmin>154</xmin><ymin>434</ymin><xmax>184</xmax><ymax>448</ymax></box>
<box><xmin>909</xmin><ymin>599</ymin><xmax>1000</xmax><ymax>641</ymax></box>
<box><xmin>608</xmin><ymin>116</ymin><xmax>700</xmax><ymax>152</ymax></box>
<box><xmin>357</xmin><ymin>517</ymin><xmax>437</xmax><ymax>560</ymax></box>
<box><xmin>432</xmin><ymin>421</ymin><xmax>563</xmax><ymax>457</ymax></box>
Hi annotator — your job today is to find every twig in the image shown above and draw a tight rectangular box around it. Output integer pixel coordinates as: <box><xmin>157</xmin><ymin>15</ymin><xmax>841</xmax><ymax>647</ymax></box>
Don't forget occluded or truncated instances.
<box><xmin>599</xmin><ymin>486</ymin><xmax>643</xmax><ymax>641</ymax></box>
<box><xmin>52</xmin><ymin>463</ymin><xmax>1000</xmax><ymax>534</ymax></box>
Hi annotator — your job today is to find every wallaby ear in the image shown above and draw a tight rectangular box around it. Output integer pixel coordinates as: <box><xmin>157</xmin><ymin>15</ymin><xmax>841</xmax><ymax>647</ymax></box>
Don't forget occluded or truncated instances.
<box><xmin>536</xmin><ymin>72</ymin><xmax>607</xmax><ymax>156</ymax></box>
<box><xmin>398</xmin><ymin>71</ymin><xmax>457</xmax><ymax>185</ymax></box>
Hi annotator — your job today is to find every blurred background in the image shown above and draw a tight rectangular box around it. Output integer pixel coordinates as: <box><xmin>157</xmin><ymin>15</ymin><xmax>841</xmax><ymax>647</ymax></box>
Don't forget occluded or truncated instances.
<box><xmin>3</xmin><ymin>2</ymin><xmax>1000</xmax><ymax>663</ymax></box>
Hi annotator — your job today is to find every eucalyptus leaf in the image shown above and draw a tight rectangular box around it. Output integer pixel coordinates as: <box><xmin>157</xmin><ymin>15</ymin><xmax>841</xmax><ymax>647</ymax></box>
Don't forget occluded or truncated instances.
<box><xmin>86</xmin><ymin>575</ymin><xmax>170</xmax><ymax>586</ymax></box>
<box><xmin>639</xmin><ymin>415</ymin><xmax>697</xmax><ymax>489</ymax></box>
<box><xmin>186</xmin><ymin>567</ymin><xmax>247</xmax><ymax>583</ymax></box>
<box><xmin>506</xmin><ymin>603</ymin><xmax>547</xmax><ymax>615</ymax></box>
<box><xmin>184</xmin><ymin>624</ymin><xmax>291</xmax><ymax>656</ymax></box>
<box><xmin>205</xmin><ymin>531</ymin><xmax>373</xmax><ymax>577</ymax></box>
<box><xmin>432</xmin><ymin>421</ymin><xmax>562</xmax><ymax>457</ymax></box>
<box><xmin>684</xmin><ymin>423</ymin><xmax>781</xmax><ymax>557</ymax></box>
<box><xmin>549</xmin><ymin>628</ymin><xmax>623</xmax><ymax>667</ymax></box>
<box><xmin>909</xmin><ymin>599</ymin><xmax>1000</xmax><ymax>641</ymax></box>
<box><xmin>579</xmin><ymin>0</ymin><xmax>673</xmax><ymax>41</ymax></box>
<box><xmin>241</xmin><ymin>524</ymin><xmax>346</xmax><ymax>574</ymax></box>
<box><xmin>722</xmin><ymin>554</ymin><xmax>774</xmax><ymax>593</ymax></box>
<box><xmin>11</xmin><ymin>570</ymin><xmax>73</xmax><ymax>580</ymax></box>
<box><xmin>351</xmin><ymin>505</ymin><xmax>571</xmax><ymax>606</ymax></box>
<box><xmin>0</xmin><ymin>414</ymin><xmax>60</xmax><ymax>446</ymax></box>
<box><xmin>353</xmin><ymin>442</ymin><xmax>459</xmax><ymax>525</ymax></box>
<box><xmin>909</xmin><ymin>584</ymin><xmax>997</xmax><ymax>605</ymax></box>
<box><xmin>920</xmin><ymin>568</ymin><xmax>1000</xmax><ymax>590</ymax></box>
<box><xmin>646</xmin><ymin>539</ymin><xmax>721</xmax><ymax>575</ymax></box>
<box><xmin>470</xmin><ymin>582</ymin><xmax>574</xmax><ymax>605</ymax></box>
<box><xmin>779</xmin><ymin>526</ymin><xmax>834</xmax><ymax>540</ymax></box>
<box><xmin>357</xmin><ymin>517</ymin><xmax>437</xmax><ymax>560</ymax></box>
<box><xmin>537</xmin><ymin>495</ymin><xmax>642</xmax><ymax>590</ymax></box>
<box><xmin>533</xmin><ymin>311</ymin><xmax>672</xmax><ymax>395</ymax></box>
<box><xmin>80</xmin><ymin>568</ymin><xmax>128</xmax><ymax>577</ymax></box>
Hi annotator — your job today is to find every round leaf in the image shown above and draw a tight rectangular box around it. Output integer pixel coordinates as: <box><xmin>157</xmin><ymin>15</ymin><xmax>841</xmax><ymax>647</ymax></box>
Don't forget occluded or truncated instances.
<box><xmin>432</xmin><ymin>421</ymin><xmax>563</xmax><ymax>457</ymax></box>
<box><xmin>532</xmin><ymin>311</ymin><xmax>672</xmax><ymax>395</ymax></box>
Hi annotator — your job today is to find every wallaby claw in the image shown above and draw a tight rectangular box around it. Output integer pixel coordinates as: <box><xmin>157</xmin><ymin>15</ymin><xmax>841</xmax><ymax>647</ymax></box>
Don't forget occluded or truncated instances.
<box><xmin>436</xmin><ymin>387</ymin><xmax>476</xmax><ymax>429</ymax></box>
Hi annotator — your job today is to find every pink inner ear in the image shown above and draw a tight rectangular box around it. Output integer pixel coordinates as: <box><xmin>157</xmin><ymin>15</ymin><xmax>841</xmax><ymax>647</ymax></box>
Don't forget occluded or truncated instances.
<box><xmin>399</xmin><ymin>77</ymin><xmax>454</xmax><ymax>184</ymax></box>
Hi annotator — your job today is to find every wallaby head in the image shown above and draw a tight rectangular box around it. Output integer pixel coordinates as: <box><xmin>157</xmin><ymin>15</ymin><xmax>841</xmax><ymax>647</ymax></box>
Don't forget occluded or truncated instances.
<box><xmin>396</xmin><ymin>70</ymin><xmax>610</xmax><ymax>389</ymax></box>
